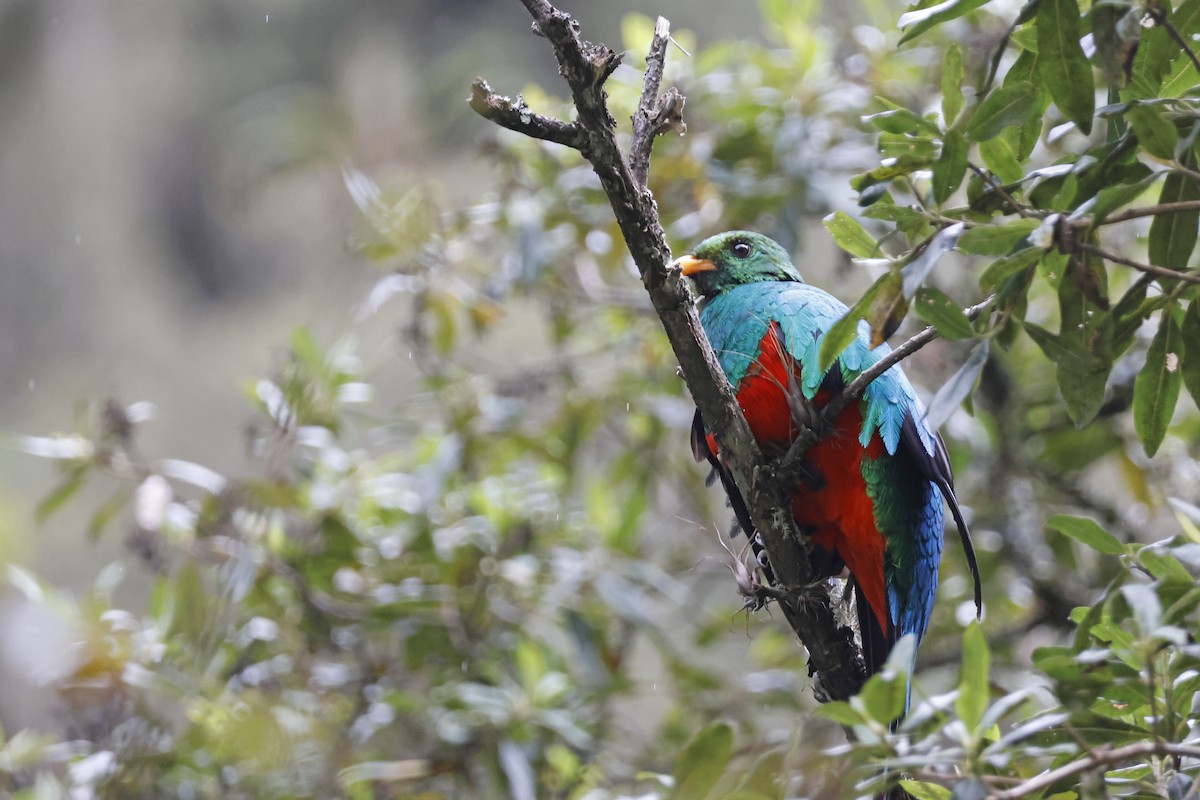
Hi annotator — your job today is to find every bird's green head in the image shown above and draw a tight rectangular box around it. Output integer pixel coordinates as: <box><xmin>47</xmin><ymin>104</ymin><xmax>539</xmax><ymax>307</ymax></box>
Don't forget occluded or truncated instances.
<box><xmin>673</xmin><ymin>231</ymin><xmax>802</xmax><ymax>300</ymax></box>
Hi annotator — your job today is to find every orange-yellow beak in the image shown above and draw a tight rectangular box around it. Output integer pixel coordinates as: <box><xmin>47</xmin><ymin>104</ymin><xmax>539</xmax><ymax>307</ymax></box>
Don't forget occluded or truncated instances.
<box><xmin>673</xmin><ymin>254</ymin><xmax>717</xmax><ymax>276</ymax></box>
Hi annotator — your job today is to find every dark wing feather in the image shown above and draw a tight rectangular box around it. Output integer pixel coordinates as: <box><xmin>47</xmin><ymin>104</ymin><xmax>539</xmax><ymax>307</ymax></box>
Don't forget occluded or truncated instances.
<box><xmin>898</xmin><ymin>415</ymin><xmax>982</xmax><ymax>619</ymax></box>
<box><xmin>690</xmin><ymin>410</ymin><xmax>775</xmax><ymax>584</ymax></box>
<box><xmin>855</xmin><ymin>582</ymin><xmax>895</xmax><ymax>679</ymax></box>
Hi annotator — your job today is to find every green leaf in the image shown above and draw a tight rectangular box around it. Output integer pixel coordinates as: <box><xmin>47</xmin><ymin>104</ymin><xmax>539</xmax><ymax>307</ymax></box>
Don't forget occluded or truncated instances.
<box><xmin>815</xmin><ymin>701</ymin><xmax>867</xmax><ymax>727</ymax></box>
<box><xmin>966</xmin><ymin>82</ymin><xmax>1039</xmax><ymax>142</ymax></box>
<box><xmin>956</xmin><ymin>622</ymin><xmax>989</xmax><ymax>731</ymax></box>
<box><xmin>1000</xmin><ymin>50</ymin><xmax>1051</xmax><ymax>161</ymax></box>
<box><xmin>1047</xmin><ymin>514</ymin><xmax>1126</xmax><ymax>554</ymax></box>
<box><xmin>1160</xmin><ymin>53</ymin><xmax>1200</xmax><ymax>98</ymax></box>
<box><xmin>1025</xmin><ymin>321</ymin><xmax>1073</xmax><ymax>363</ymax></box>
<box><xmin>1149</xmin><ymin>171</ymin><xmax>1200</xmax><ymax>271</ymax></box>
<box><xmin>958</xmin><ymin>219</ymin><xmax>1041</xmax><ymax>256</ymax></box>
<box><xmin>1113</xmin><ymin>287</ymin><xmax>1169</xmax><ymax>357</ymax></box>
<box><xmin>1090</xmin><ymin>172</ymin><xmax>1161</xmax><ymax>224</ymax></box>
<box><xmin>823</xmin><ymin>211</ymin><xmax>879</xmax><ymax>258</ymax></box>
<box><xmin>290</xmin><ymin>326</ymin><xmax>325</xmax><ymax>371</ymax></box>
<box><xmin>1120</xmin><ymin>583</ymin><xmax>1163</xmax><ymax>633</ymax></box>
<box><xmin>1069</xmin><ymin>151</ymin><xmax>1152</xmax><ymax>213</ymax></box>
<box><xmin>1059</xmin><ymin>352</ymin><xmax>1113</xmax><ymax>427</ymax></box>
<box><xmin>914</xmin><ymin>287</ymin><xmax>973</xmax><ymax>340</ymax></box>
<box><xmin>672</xmin><ymin>722</ymin><xmax>733</xmax><ymax>800</ymax></box>
<box><xmin>861</xmin><ymin>202</ymin><xmax>925</xmax><ymax>225</ymax></box>
<box><xmin>1164</xmin><ymin>583</ymin><xmax>1200</xmax><ymax>624</ymax></box>
<box><xmin>1037</xmin><ymin>711</ymin><xmax>1152</xmax><ymax>747</ymax></box>
<box><xmin>1181</xmin><ymin>300</ymin><xmax>1200</xmax><ymax>405</ymax></box>
<box><xmin>0</xmin><ymin>729</ymin><xmax>55</xmax><ymax>774</ymax></box>
<box><xmin>853</xmin><ymin>154</ymin><xmax>938</xmax><ymax>191</ymax></box>
<box><xmin>978</xmin><ymin>134</ymin><xmax>1024</xmax><ymax>184</ymax></box>
<box><xmin>942</xmin><ymin>44</ymin><xmax>965</xmax><ymax>126</ymax></box>
<box><xmin>1125</xmin><ymin>0</ymin><xmax>1200</xmax><ymax>99</ymax></box>
<box><xmin>1036</xmin><ymin>0</ymin><xmax>1095</xmax><ymax>134</ymax></box>
<box><xmin>1138</xmin><ymin>548</ymin><xmax>1194</xmax><ymax>583</ymax></box>
<box><xmin>36</xmin><ymin>463</ymin><xmax>89</xmax><ymax>522</ymax></box>
<box><xmin>1133</xmin><ymin>307</ymin><xmax>1184</xmax><ymax>456</ymax></box>
<box><xmin>863</xmin><ymin>202</ymin><xmax>933</xmax><ymax>244</ymax></box>
<box><xmin>859</xmin><ymin>668</ymin><xmax>908</xmax><ymax>725</ymax></box>
<box><xmin>979</xmin><ymin>247</ymin><xmax>1041</xmax><ymax>292</ymax></box>
<box><xmin>820</xmin><ymin>309</ymin><xmax>869</xmax><ymax>373</ymax></box>
<box><xmin>898</xmin><ymin>0</ymin><xmax>991</xmax><ymax>45</ymax></box>
<box><xmin>166</xmin><ymin>561</ymin><xmax>211</xmax><ymax>642</ymax></box>
<box><xmin>902</xmin><ymin>222</ymin><xmax>964</xmax><ymax>297</ymax></box>
<box><xmin>819</xmin><ymin>271</ymin><xmax>899</xmax><ymax>370</ymax></box>
<box><xmin>899</xmin><ymin>780</ymin><xmax>953</xmax><ymax>800</ymax></box>
<box><xmin>878</xmin><ymin>133</ymin><xmax>940</xmax><ymax>161</ymax></box>
<box><xmin>733</xmin><ymin>751</ymin><xmax>784</xmax><ymax>799</ymax></box>
<box><xmin>924</xmin><ymin>339</ymin><xmax>989</xmax><ymax>430</ymax></box>
<box><xmin>1039</xmin><ymin>425</ymin><xmax>1123</xmax><ymax>471</ymax></box>
<box><xmin>933</xmin><ymin>130</ymin><xmax>968</xmax><ymax>203</ymax></box>
<box><xmin>864</xmin><ymin>106</ymin><xmax>942</xmax><ymax>136</ymax></box>
<box><xmin>87</xmin><ymin>489</ymin><xmax>131</xmax><ymax>541</ymax></box>
<box><xmin>866</xmin><ymin>270</ymin><xmax>909</xmax><ymax>347</ymax></box>
<box><xmin>1054</xmin><ymin>262</ymin><xmax>1114</xmax><ymax>426</ymax></box>
<box><xmin>1092</xmin><ymin>2</ymin><xmax>1140</xmax><ymax>86</ymax></box>
<box><xmin>1127</xmin><ymin>104</ymin><xmax>1178</xmax><ymax>160</ymax></box>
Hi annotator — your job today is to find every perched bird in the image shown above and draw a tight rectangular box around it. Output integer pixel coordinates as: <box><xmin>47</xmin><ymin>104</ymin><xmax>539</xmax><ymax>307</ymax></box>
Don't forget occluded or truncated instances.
<box><xmin>676</xmin><ymin>230</ymin><xmax>980</xmax><ymax>681</ymax></box>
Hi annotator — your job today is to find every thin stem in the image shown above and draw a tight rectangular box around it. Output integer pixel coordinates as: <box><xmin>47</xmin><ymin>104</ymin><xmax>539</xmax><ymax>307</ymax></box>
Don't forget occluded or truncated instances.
<box><xmin>827</xmin><ymin>296</ymin><xmax>995</xmax><ymax>421</ymax></box>
<box><xmin>968</xmin><ymin>162</ymin><xmax>1034</xmax><ymax>218</ymax></box>
<box><xmin>1163</xmin><ymin>18</ymin><xmax>1200</xmax><ymax>75</ymax></box>
<box><xmin>468</xmin><ymin>79</ymin><xmax>582</xmax><ymax>149</ymax></box>
<box><xmin>630</xmin><ymin>16</ymin><xmax>684</xmax><ymax>188</ymax></box>
<box><xmin>979</xmin><ymin>16</ymin><xmax>1019</xmax><ymax>99</ymax></box>
<box><xmin>987</xmin><ymin>742</ymin><xmax>1200</xmax><ymax>800</ymax></box>
<box><xmin>775</xmin><ymin>295</ymin><xmax>994</xmax><ymax>482</ymax></box>
<box><xmin>1100</xmin><ymin>199</ymin><xmax>1200</xmax><ymax>225</ymax></box>
<box><xmin>1077</xmin><ymin>242</ymin><xmax>1200</xmax><ymax>286</ymax></box>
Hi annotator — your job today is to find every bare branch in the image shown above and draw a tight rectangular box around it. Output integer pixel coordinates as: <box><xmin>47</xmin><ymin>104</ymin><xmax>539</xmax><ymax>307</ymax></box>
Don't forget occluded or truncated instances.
<box><xmin>475</xmin><ymin>0</ymin><xmax>867</xmax><ymax>700</ymax></box>
<box><xmin>469</xmin><ymin>79</ymin><xmax>582</xmax><ymax>149</ymax></box>
<box><xmin>1077</xmin><ymin>241</ymin><xmax>1200</xmax><ymax>286</ymax></box>
<box><xmin>630</xmin><ymin>16</ymin><xmax>686</xmax><ymax>187</ymax></box>
<box><xmin>518</xmin><ymin>0</ymin><xmax>622</xmax><ymax>138</ymax></box>
<box><xmin>1099</xmin><ymin>198</ymin><xmax>1200</xmax><ymax>225</ymax></box>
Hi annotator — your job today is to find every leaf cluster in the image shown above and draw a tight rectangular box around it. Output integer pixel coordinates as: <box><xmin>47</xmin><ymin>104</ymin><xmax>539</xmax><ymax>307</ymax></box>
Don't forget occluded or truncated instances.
<box><xmin>8</xmin><ymin>0</ymin><xmax>1200</xmax><ymax>797</ymax></box>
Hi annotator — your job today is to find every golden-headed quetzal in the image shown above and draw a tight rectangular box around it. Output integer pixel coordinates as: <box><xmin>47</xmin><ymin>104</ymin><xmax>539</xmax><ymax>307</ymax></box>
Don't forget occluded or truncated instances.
<box><xmin>676</xmin><ymin>230</ymin><xmax>981</xmax><ymax>681</ymax></box>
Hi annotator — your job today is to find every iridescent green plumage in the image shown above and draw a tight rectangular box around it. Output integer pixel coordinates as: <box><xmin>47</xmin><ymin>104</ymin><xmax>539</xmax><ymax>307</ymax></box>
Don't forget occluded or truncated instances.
<box><xmin>683</xmin><ymin>231</ymin><xmax>980</xmax><ymax>679</ymax></box>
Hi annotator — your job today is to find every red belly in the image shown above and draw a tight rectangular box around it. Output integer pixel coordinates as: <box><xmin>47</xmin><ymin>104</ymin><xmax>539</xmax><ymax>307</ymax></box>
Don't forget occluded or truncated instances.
<box><xmin>707</xmin><ymin>325</ymin><xmax>890</xmax><ymax>634</ymax></box>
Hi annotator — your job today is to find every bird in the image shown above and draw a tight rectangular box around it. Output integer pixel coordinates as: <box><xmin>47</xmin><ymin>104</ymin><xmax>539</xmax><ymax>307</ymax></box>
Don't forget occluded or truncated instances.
<box><xmin>675</xmin><ymin>230</ymin><xmax>981</xmax><ymax>686</ymax></box>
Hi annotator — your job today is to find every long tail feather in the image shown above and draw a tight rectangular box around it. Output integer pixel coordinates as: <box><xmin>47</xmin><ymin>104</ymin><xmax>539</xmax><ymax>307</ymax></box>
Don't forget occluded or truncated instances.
<box><xmin>900</xmin><ymin>416</ymin><xmax>983</xmax><ymax>620</ymax></box>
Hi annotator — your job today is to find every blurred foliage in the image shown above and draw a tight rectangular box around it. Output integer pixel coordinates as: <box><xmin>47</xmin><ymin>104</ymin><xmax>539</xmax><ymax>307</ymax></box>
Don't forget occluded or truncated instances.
<box><xmin>4</xmin><ymin>0</ymin><xmax>1200</xmax><ymax>797</ymax></box>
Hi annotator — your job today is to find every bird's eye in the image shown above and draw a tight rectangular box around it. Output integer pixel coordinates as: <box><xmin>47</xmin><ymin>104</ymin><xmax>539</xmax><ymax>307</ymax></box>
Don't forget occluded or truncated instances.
<box><xmin>731</xmin><ymin>240</ymin><xmax>752</xmax><ymax>258</ymax></box>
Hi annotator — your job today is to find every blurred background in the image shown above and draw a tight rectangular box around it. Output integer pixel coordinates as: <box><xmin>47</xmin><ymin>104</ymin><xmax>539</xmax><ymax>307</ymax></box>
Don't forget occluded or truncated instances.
<box><xmin>0</xmin><ymin>0</ymin><xmax>1189</xmax><ymax>796</ymax></box>
<box><xmin>0</xmin><ymin>0</ymin><xmax>765</xmax><ymax>582</ymax></box>
<box><xmin>0</xmin><ymin>0</ymin><xmax>823</xmax><ymax>765</ymax></box>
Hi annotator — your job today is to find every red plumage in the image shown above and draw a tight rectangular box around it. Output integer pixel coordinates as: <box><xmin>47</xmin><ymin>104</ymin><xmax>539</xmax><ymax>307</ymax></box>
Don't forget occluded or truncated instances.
<box><xmin>704</xmin><ymin>325</ymin><xmax>892</xmax><ymax>635</ymax></box>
